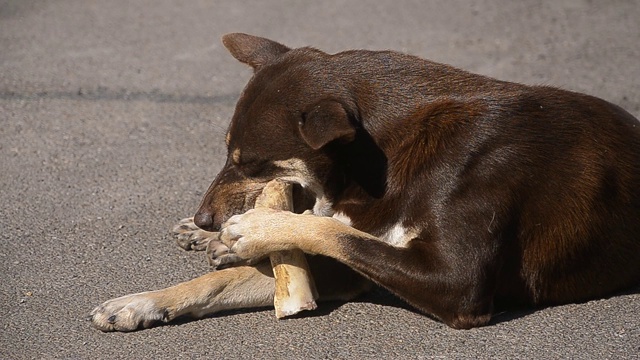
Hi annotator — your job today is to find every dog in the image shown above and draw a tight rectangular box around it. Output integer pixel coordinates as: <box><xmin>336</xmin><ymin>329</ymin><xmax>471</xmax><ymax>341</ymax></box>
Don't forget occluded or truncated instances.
<box><xmin>91</xmin><ymin>33</ymin><xmax>640</xmax><ymax>332</ymax></box>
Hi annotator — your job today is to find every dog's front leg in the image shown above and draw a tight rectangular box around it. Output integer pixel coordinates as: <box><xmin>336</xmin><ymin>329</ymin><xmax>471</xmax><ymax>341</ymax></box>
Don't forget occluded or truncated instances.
<box><xmin>218</xmin><ymin>208</ymin><xmax>497</xmax><ymax>329</ymax></box>
<box><xmin>216</xmin><ymin>208</ymin><xmax>343</xmax><ymax>266</ymax></box>
<box><xmin>91</xmin><ymin>262</ymin><xmax>274</xmax><ymax>332</ymax></box>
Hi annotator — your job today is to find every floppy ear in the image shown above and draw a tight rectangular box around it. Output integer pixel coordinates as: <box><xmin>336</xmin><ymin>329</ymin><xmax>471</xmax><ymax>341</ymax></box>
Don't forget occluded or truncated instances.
<box><xmin>299</xmin><ymin>100</ymin><xmax>356</xmax><ymax>150</ymax></box>
<box><xmin>221</xmin><ymin>33</ymin><xmax>290</xmax><ymax>70</ymax></box>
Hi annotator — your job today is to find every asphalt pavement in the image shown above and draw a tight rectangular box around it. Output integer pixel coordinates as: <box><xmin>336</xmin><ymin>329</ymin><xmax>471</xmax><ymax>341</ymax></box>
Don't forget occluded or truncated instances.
<box><xmin>1</xmin><ymin>1</ymin><xmax>639</xmax><ymax>358</ymax></box>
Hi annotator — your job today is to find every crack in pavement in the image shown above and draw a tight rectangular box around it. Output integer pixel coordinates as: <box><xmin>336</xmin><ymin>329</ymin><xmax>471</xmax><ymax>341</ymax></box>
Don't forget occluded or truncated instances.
<box><xmin>0</xmin><ymin>87</ymin><xmax>240</xmax><ymax>105</ymax></box>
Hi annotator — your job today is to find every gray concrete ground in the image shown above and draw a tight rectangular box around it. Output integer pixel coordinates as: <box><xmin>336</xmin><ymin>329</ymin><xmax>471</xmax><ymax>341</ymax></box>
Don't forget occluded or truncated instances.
<box><xmin>1</xmin><ymin>1</ymin><xmax>639</xmax><ymax>358</ymax></box>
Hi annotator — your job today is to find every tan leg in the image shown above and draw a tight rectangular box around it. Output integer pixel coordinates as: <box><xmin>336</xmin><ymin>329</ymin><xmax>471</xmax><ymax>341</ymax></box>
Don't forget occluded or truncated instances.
<box><xmin>91</xmin><ymin>262</ymin><xmax>274</xmax><ymax>332</ymax></box>
<box><xmin>90</xmin><ymin>255</ymin><xmax>372</xmax><ymax>332</ymax></box>
<box><xmin>218</xmin><ymin>209</ymin><xmax>374</xmax><ymax>261</ymax></box>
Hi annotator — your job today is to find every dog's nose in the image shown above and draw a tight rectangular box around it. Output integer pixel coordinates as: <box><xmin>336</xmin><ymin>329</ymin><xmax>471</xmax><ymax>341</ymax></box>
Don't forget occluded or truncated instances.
<box><xmin>194</xmin><ymin>212</ymin><xmax>215</xmax><ymax>231</ymax></box>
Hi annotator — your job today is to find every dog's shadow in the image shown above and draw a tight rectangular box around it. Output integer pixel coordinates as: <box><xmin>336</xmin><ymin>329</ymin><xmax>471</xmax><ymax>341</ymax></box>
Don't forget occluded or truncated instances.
<box><xmin>316</xmin><ymin>286</ymin><xmax>539</xmax><ymax>326</ymax></box>
<box><xmin>280</xmin><ymin>283</ymin><xmax>640</xmax><ymax>326</ymax></box>
<box><xmin>164</xmin><ymin>283</ymin><xmax>640</xmax><ymax>331</ymax></box>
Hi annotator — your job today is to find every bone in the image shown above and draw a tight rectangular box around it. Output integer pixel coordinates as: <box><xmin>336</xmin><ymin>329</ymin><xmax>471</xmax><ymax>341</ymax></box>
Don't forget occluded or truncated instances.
<box><xmin>255</xmin><ymin>179</ymin><xmax>319</xmax><ymax>318</ymax></box>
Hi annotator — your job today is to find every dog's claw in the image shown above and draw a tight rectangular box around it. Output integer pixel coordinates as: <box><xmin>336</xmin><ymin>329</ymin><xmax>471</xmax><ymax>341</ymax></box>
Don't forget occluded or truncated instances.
<box><xmin>171</xmin><ymin>217</ymin><xmax>220</xmax><ymax>251</ymax></box>
<box><xmin>210</xmin><ymin>253</ymin><xmax>246</xmax><ymax>270</ymax></box>
<box><xmin>206</xmin><ymin>240</ymin><xmax>232</xmax><ymax>266</ymax></box>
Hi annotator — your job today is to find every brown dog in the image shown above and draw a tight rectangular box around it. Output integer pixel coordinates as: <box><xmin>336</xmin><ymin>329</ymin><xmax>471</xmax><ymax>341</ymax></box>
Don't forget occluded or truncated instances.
<box><xmin>91</xmin><ymin>33</ymin><xmax>640</xmax><ymax>332</ymax></box>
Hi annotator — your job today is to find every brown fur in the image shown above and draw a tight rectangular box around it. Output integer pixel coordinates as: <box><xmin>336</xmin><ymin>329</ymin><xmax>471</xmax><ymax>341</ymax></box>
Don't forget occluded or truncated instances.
<box><xmin>92</xmin><ymin>34</ymin><xmax>640</xmax><ymax>331</ymax></box>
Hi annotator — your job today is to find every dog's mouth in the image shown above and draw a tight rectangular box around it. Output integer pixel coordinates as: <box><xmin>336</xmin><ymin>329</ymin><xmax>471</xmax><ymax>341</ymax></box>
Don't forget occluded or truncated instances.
<box><xmin>194</xmin><ymin>179</ymin><xmax>317</xmax><ymax>232</ymax></box>
<box><xmin>194</xmin><ymin>183</ymin><xmax>265</xmax><ymax>231</ymax></box>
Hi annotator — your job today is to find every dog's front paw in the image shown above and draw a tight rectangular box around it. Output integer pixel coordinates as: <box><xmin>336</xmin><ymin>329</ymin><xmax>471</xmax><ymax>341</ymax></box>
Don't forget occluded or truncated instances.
<box><xmin>172</xmin><ymin>217</ymin><xmax>219</xmax><ymax>251</ymax></box>
<box><xmin>90</xmin><ymin>292</ymin><xmax>168</xmax><ymax>332</ymax></box>
<box><xmin>218</xmin><ymin>208</ymin><xmax>301</xmax><ymax>260</ymax></box>
<box><xmin>208</xmin><ymin>252</ymin><xmax>247</xmax><ymax>270</ymax></box>
<box><xmin>205</xmin><ymin>237</ymin><xmax>248</xmax><ymax>269</ymax></box>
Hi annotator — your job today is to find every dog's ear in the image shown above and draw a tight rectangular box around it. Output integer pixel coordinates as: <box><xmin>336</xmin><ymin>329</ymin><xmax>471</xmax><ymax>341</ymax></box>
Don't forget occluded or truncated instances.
<box><xmin>299</xmin><ymin>100</ymin><xmax>356</xmax><ymax>150</ymax></box>
<box><xmin>221</xmin><ymin>33</ymin><xmax>290</xmax><ymax>70</ymax></box>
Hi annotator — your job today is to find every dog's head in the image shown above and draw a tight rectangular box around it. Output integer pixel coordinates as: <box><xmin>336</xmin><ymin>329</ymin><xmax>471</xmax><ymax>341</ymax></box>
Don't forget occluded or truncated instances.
<box><xmin>194</xmin><ymin>33</ymin><xmax>364</xmax><ymax>231</ymax></box>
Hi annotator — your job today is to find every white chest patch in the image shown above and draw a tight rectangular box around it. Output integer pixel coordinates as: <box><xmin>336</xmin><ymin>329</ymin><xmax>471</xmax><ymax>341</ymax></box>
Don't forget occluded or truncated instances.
<box><xmin>379</xmin><ymin>222</ymin><xmax>417</xmax><ymax>248</ymax></box>
<box><xmin>314</xmin><ymin>196</ymin><xmax>334</xmax><ymax>217</ymax></box>
<box><xmin>331</xmin><ymin>212</ymin><xmax>416</xmax><ymax>248</ymax></box>
<box><xmin>331</xmin><ymin>211</ymin><xmax>352</xmax><ymax>226</ymax></box>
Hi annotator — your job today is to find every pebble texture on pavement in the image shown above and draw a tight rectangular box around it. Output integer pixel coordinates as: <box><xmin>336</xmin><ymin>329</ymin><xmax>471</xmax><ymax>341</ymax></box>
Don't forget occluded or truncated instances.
<box><xmin>1</xmin><ymin>1</ymin><xmax>639</xmax><ymax>358</ymax></box>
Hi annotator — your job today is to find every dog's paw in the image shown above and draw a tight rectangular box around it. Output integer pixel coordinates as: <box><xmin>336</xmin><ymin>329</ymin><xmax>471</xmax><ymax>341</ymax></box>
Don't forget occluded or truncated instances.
<box><xmin>208</xmin><ymin>252</ymin><xmax>247</xmax><ymax>270</ymax></box>
<box><xmin>90</xmin><ymin>292</ymin><xmax>168</xmax><ymax>332</ymax></box>
<box><xmin>205</xmin><ymin>237</ymin><xmax>248</xmax><ymax>269</ymax></box>
<box><xmin>218</xmin><ymin>208</ymin><xmax>301</xmax><ymax>260</ymax></box>
<box><xmin>171</xmin><ymin>217</ymin><xmax>219</xmax><ymax>251</ymax></box>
